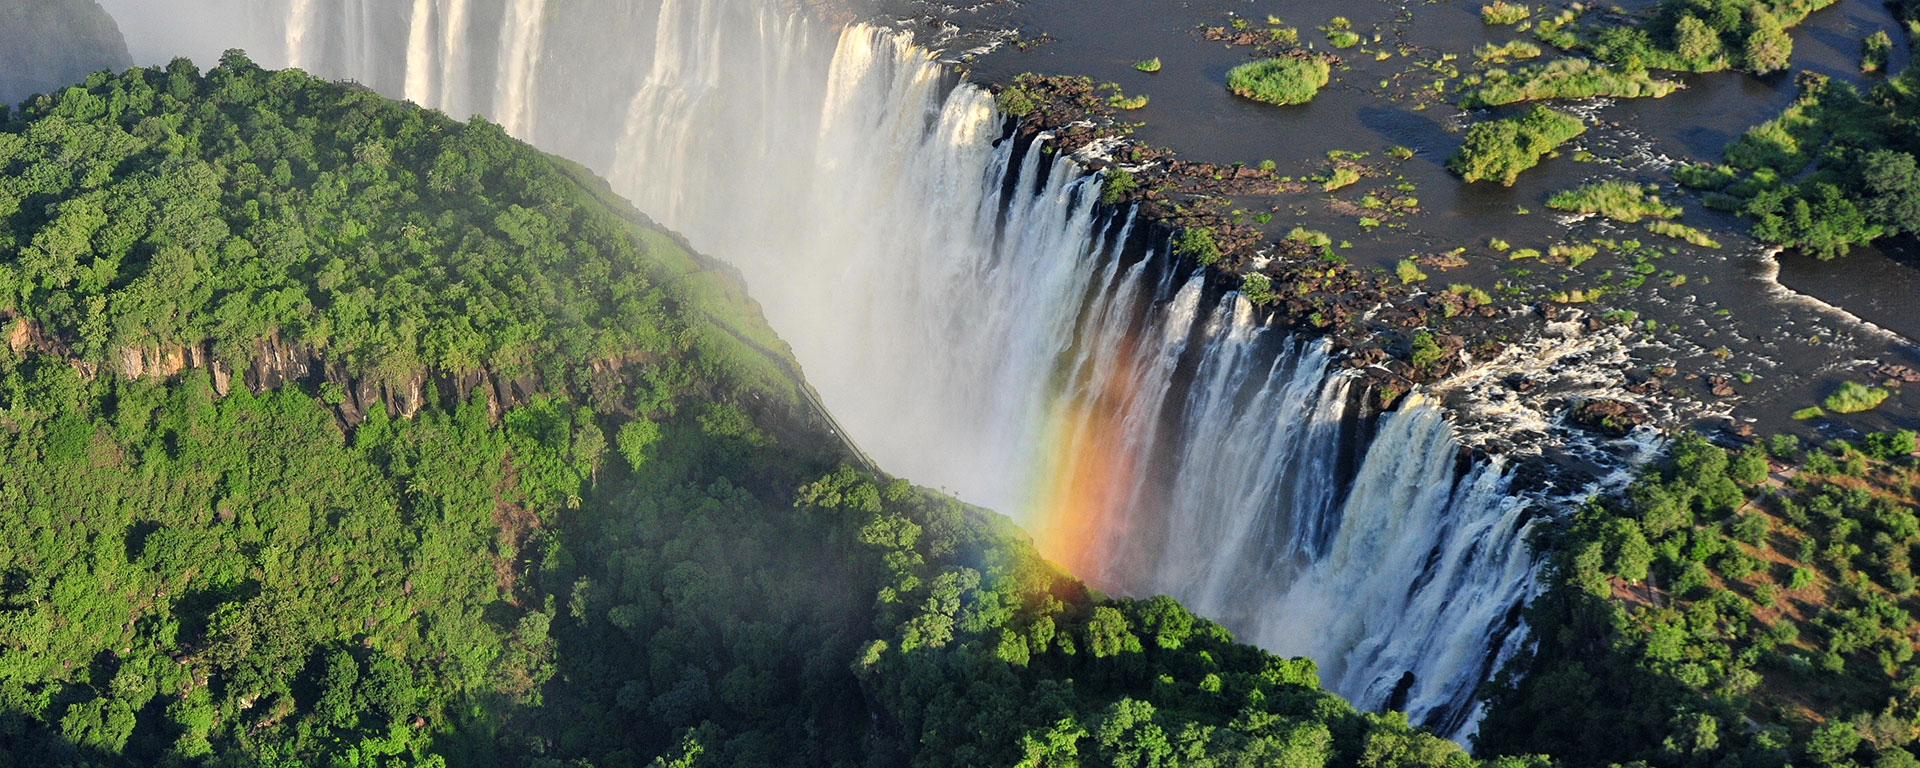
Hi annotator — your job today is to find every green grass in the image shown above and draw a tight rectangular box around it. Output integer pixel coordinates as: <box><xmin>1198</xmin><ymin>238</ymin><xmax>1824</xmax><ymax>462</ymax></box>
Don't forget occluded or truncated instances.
<box><xmin>1546</xmin><ymin>181</ymin><xmax>1681</xmax><ymax>222</ymax></box>
<box><xmin>1792</xmin><ymin>405</ymin><xmax>1827</xmax><ymax>419</ymax></box>
<box><xmin>1644</xmin><ymin>220</ymin><xmax>1721</xmax><ymax>248</ymax></box>
<box><xmin>1825</xmin><ymin>381</ymin><xmax>1890</xmax><ymax>413</ymax></box>
<box><xmin>1322</xmin><ymin>166</ymin><xmax>1362</xmax><ymax>191</ymax></box>
<box><xmin>1134</xmin><ymin>57</ymin><xmax>1162</xmax><ymax>73</ymax></box>
<box><xmin>1226</xmin><ymin>57</ymin><xmax>1332</xmax><ymax>105</ymax></box>
<box><xmin>1482</xmin><ymin>1</ymin><xmax>1532</xmax><ymax>25</ymax></box>
<box><xmin>1475</xmin><ymin>40</ymin><xmax>1545</xmax><ymax>62</ymax></box>
<box><xmin>1459</xmin><ymin>58</ymin><xmax>1680</xmax><ymax>107</ymax></box>
<box><xmin>1397</xmin><ymin>259</ymin><xmax>1429</xmax><ymax>283</ymax></box>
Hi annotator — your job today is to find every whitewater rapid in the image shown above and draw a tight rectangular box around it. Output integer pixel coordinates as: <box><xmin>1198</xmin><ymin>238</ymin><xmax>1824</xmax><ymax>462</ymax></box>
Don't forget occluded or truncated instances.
<box><xmin>97</xmin><ymin>0</ymin><xmax>1543</xmax><ymax>737</ymax></box>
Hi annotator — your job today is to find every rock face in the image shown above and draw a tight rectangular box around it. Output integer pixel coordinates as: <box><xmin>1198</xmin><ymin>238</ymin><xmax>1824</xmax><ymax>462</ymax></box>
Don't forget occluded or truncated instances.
<box><xmin>0</xmin><ymin>0</ymin><xmax>132</xmax><ymax>107</ymax></box>
<box><xmin>1570</xmin><ymin>398</ymin><xmax>1651</xmax><ymax>438</ymax></box>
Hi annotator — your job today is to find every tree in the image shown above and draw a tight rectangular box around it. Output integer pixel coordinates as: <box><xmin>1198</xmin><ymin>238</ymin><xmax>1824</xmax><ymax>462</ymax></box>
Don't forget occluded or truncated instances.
<box><xmin>1673</xmin><ymin>14</ymin><xmax>1724</xmax><ymax>67</ymax></box>
<box><xmin>1861</xmin><ymin>150</ymin><xmax>1920</xmax><ymax>235</ymax></box>
<box><xmin>1743</xmin><ymin>8</ymin><xmax>1792</xmax><ymax>74</ymax></box>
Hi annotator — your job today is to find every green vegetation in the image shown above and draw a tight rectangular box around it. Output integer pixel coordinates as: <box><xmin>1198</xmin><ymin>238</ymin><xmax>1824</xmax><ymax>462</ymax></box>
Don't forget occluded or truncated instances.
<box><xmin>1483</xmin><ymin>1</ymin><xmax>1533</xmax><ymax>25</ymax></box>
<box><xmin>1476</xmin><ymin>40</ymin><xmax>1547</xmax><ymax>63</ymax></box>
<box><xmin>1133</xmin><ymin>57</ymin><xmax>1162</xmax><ymax>73</ymax></box>
<box><xmin>1459</xmin><ymin>58</ymin><xmax>1681</xmax><ymax>107</ymax></box>
<box><xmin>1686</xmin><ymin>72</ymin><xmax>1920</xmax><ymax>259</ymax></box>
<box><xmin>1863</xmin><ymin>30</ymin><xmax>1893</xmax><ymax>73</ymax></box>
<box><xmin>1109</xmin><ymin>93</ymin><xmax>1149</xmax><ymax>110</ymax></box>
<box><xmin>1322</xmin><ymin>166</ymin><xmax>1362</xmax><ymax>191</ymax></box>
<box><xmin>1173</xmin><ymin>226</ymin><xmax>1223</xmax><ymax>266</ymax></box>
<box><xmin>1480</xmin><ymin>432</ymin><xmax>1920</xmax><ymax>768</ymax></box>
<box><xmin>1580</xmin><ymin>0</ymin><xmax>1833</xmax><ymax>74</ymax></box>
<box><xmin>1226</xmin><ymin>56</ymin><xmax>1332</xmax><ymax>106</ymax></box>
<box><xmin>0</xmin><ymin>55</ymin><xmax>1503</xmax><ymax>768</ymax></box>
<box><xmin>1546</xmin><ymin>181</ymin><xmax>1682</xmax><ymax>222</ymax></box>
<box><xmin>1409</xmin><ymin>331</ymin><xmax>1446</xmax><ymax>373</ymax></box>
<box><xmin>0</xmin><ymin>0</ymin><xmax>131</xmax><ymax>106</ymax></box>
<box><xmin>1101</xmin><ymin>167</ymin><xmax>1139</xmax><ymax>205</ymax></box>
<box><xmin>1397</xmin><ymin>259</ymin><xmax>1430</xmax><ymax>283</ymax></box>
<box><xmin>1448</xmin><ymin>106</ymin><xmax>1588</xmax><ymax>185</ymax></box>
<box><xmin>1645</xmin><ymin>219</ymin><xmax>1722</xmax><ymax>247</ymax></box>
<box><xmin>1825</xmin><ymin>381</ymin><xmax>1892</xmax><ymax>413</ymax></box>
<box><xmin>1240</xmin><ymin>273</ymin><xmax>1278</xmax><ymax>305</ymax></box>
<box><xmin>1322</xmin><ymin>17</ymin><xmax>1362</xmax><ymax>48</ymax></box>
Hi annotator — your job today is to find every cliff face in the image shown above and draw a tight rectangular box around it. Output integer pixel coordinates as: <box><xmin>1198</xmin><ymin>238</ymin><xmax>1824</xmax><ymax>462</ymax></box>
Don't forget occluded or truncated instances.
<box><xmin>0</xmin><ymin>0</ymin><xmax>133</xmax><ymax>107</ymax></box>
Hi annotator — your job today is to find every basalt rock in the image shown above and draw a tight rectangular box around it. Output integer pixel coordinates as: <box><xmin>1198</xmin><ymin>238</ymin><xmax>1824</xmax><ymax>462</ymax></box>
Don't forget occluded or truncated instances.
<box><xmin>1570</xmin><ymin>398</ymin><xmax>1651</xmax><ymax>438</ymax></box>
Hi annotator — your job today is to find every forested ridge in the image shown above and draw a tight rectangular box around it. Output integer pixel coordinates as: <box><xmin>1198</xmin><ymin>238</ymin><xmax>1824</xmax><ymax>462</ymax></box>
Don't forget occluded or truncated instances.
<box><xmin>0</xmin><ymin>55</ymin><xmax>1503</xmax><ymax>768</ymax></box>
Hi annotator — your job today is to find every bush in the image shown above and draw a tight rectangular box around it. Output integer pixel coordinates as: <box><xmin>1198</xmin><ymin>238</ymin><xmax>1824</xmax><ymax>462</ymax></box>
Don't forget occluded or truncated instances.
<box><xmin>1226</xmin><ymin>57</ymin><xmax>1332</xmax><ymax>106</ymax></box>
<box><xmin>1458</xmin><ymin>58</ymin><xmax>1680</xmax><ymax>107</ymax></box>
<box><xmin>1397</xmin><ymin>259</ymin><xmax>1428</xmax><ymax>283</ymax></box>
<box><xmin>1239</xmin><ymin>274</ymin><xmax>1278</xmax><ymax>305</ymax></box>
<box><xmin>1824</xmin><ymin>381</ymin><xmax>1890</xmax><ymax>413</ymax></box>
<box><xmin>1134</xmin><ymin>57</ymin><xmax>1162</xmax><ymax>73</ymax></box>
<box><xmin>1546</xmin><ymin>181</ymin><xmax>1681</xmax><ymax>222</ymax></box>
<box><xmin>1174</xmin><ymin>227</ymin><xmax>1223</xmax><ymax>266</ymax></box>
<box><xmin>1410</xmin><ymin>332</ymin><xmax>1446</xmax><ymax>372</ymax></box>
<box><xmin>1482</xmin><ymin>1</ymin><xmax>1532</xmax><ymax>25</ymax></box>
<box><xmin>1862</xmin><ymin>31</ymin><xmax>1892</xmax><ymax>72</ymax></box>
<box><xmin>1862</xmin><ymin>430</ymin><xmax>1917</xmax><ymax>460</ymax></box>
<box><xmin>1447</xmin><ymin>106</ymin><xmax>1587</xmax><ymax>185</ymax></box>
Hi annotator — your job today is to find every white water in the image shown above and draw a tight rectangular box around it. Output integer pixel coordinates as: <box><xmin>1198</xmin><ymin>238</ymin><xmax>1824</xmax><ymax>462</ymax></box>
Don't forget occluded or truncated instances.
<box><xmin>100</xmin><ymin>0</ymin><xmax>1543</xmax><ymax>737</ymax></box>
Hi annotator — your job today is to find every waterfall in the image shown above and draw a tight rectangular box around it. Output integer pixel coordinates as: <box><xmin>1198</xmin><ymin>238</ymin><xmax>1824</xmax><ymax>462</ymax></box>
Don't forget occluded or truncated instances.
<box><xmin>100</xmin><ymin>0</ymin><xmax>1543</xmax><ymax>738</ymax></box>
<box><xmin>403</xmin><ymin>0</ymin><xmax>434</xmax><ymax>104</ymax></box>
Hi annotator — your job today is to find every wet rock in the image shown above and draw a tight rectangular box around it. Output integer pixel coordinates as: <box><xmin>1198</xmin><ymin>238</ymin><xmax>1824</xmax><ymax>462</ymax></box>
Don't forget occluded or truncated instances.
<box><xmin>1418</xmin><ymin>252</ymin><xmax>1469</xmax><ymax>270</ymax></box>
<box><xmin>1504</xmin><ymin>374</ymin><xmax>1538</xmax><ymax>393</ymax></box>
<box><xmin>1706</xmin><ymin>375</ymin><xmax>1735</xmax><ymax>397</ymax></box>
<box><xmin>1569</xmin><ymin>398</ymin><xmax>1650</xmax><ymax>438</ymax></box>
<box><xmin>1721</xmin><ymin>420</ymin><xmax>1756</xmax><ymax>440</ymax></box>
<box><xmin>1877</xmin><ymin>364</ymin><xmax>1920</xmax><ymax>385</ymax></box>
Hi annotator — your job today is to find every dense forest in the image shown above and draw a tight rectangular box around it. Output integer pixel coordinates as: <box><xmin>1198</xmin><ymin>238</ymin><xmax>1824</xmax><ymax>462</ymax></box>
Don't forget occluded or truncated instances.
<box><xmin>0</xmin><ymin>55</ymin><xmax>1501</xmax><ymax>767</ymax></box>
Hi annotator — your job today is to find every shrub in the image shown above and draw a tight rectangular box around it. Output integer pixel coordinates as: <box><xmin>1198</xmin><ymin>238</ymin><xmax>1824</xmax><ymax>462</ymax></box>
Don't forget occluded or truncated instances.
<box><xmin>1410</xmin><ymin>331</ymin><xmax>1446</xmax><ymax>372</ymax></box>
<box><xmin>1397</xmin><ymin>259</ymin><xmax>1428</xmax><ymax>283</ymax></box>
<box><xmin>1675</xmin><ymin>162</ymin><xmax>1738</xmax><ymax>190</ymax></box>
<box><xmin>1824</xmin><ymin>381</ymin><xmax>1890</xmax><ymax>413</ymax></box>
<box><xmin>1645</xmin><ymin>220</ymin><xmax>1721</xmax><ymax>248</ymax></box>
<box><xmin>1447</xmin><ymin>106</ymin><xmax>1587</xmax><ymax>185</ymax></box>
<box><xmin>1226</xmin><ymin>57</ymin><xmax>1332</xmax><ymax>106</ymax></box>
<box><xmin>1101</xmin><ymin>168</ymin><xmax>1138</xmax><ymax>205</ymax></box>
<box><xmin>1322</xmin><ymin>166</ymin><xmax>1361</xmax><ymax>191</ymax></box>
<box><xmin>1239</xmin><ymin>274</ymin><xmax>1277</xmax><ymax>305</ymax></box>
<box><xmin>1482</xmin><ymin>1</ymin><xmax>1532</xmax><ymax>25</ymax></box>
<box><xmin>1546</xmin><ymin>181</ymin><xmax>1680</xmax><ymax>222</ymax></box>
<box><xmin>1458</xmin><ymin>58</ymin><xmax>1680</xmax><ymax>107</ymax></box>
<box><xmin>1475</xmin><ymin>40</ymin><xmax>1545</xmax><ymax>62</ymax></box>
<box><xmin>996</xmin><ymin>86</ymin><xmax>1036</xmax><ymax>117</ymax></box>
<box><xmin>1862</xmin><ymin>31</ymin><xmax>1892</xmax><ymax>72</ymax></box>
<box><xmin>1174</xmin><ymin>227</ymin><xmax>1223</xmax><ymax>266</ymax></box>
<box><xmin>1134</xmin><ymin>57</ymin><xmax>1163</xmax><ymax>73</ymax></box>
<box><xmin>1862</xmin><ymin>429</ymin><xmax>1917</xmax><ymax>460</ymax></box>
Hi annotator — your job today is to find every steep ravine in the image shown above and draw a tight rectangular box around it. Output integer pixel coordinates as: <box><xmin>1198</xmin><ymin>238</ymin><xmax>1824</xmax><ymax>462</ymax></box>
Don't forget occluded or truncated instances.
<box><xmin>91</xmin><ymin>0</ymin><xmax>1665</xmax><ymax>739</ymax></box>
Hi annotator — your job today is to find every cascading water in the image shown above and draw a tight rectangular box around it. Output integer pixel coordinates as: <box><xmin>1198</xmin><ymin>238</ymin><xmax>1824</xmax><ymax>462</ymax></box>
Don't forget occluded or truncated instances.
<box><xmin>98</xmin><ymin>0</ymin><xmax>1546</xmax><ymax>738</ymax></box>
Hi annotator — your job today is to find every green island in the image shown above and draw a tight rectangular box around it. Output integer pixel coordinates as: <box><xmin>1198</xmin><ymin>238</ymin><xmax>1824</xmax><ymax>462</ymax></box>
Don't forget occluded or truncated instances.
<box><xmin>1448</xmin><ymin>106</ymin><xmax>1588</xmax><ymax>185</ymax></box>
<box><xmin>1226</xmin><ymin>57</ymin><xmax>1333</xmax><ymax>106</ymax></box>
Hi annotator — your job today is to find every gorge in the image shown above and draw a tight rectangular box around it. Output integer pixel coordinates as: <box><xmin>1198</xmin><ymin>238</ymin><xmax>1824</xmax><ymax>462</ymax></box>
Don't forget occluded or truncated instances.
<box><xmin>88</xmin><ymin>0</ymin><xmax>1572</xmax><ymax>738</ymax></box>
